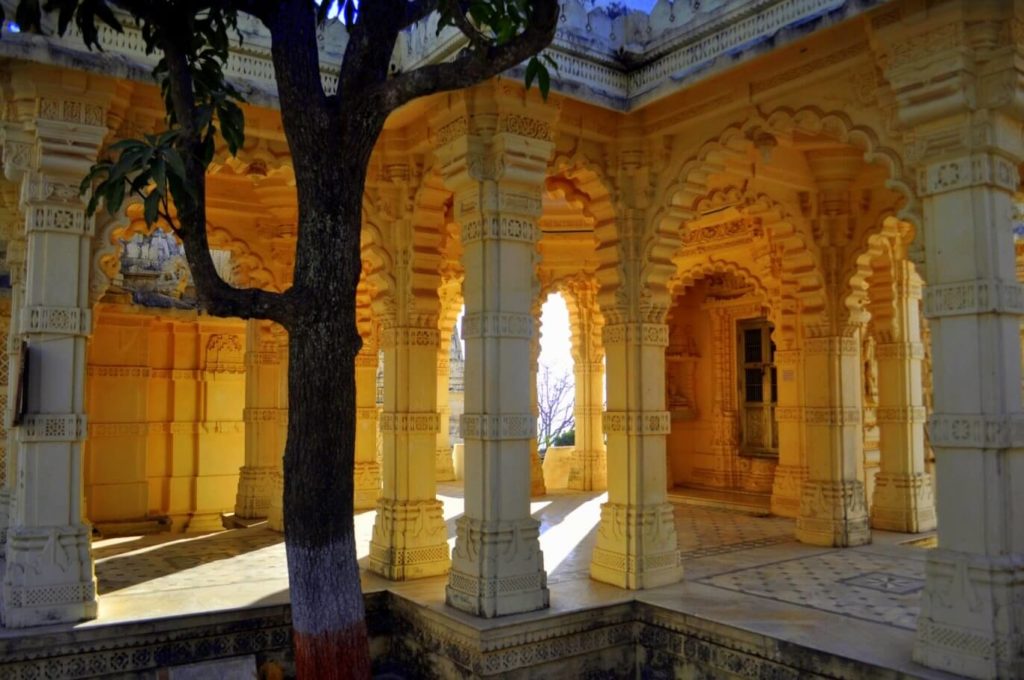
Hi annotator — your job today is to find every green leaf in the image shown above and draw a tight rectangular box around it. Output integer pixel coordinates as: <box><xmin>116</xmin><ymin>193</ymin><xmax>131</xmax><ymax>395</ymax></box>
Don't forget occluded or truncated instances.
<box><xmin>143</xmin><ymin>190</ymin><xmax>159</xmax><ymax>226</ymax></box>
<box><xmin>106</xmin><ymin>178</ymin><xmax>126</xmax><ymax>213</ymax></box>
<box><xmin>537</xmin><ymin>63</ymin><xmax>550</xmax><ymax>99</ymax></box>
<box><xmin>525</xmin><ymin>57</ymin><xmax>540</xmax><ymax>91</ymax></box>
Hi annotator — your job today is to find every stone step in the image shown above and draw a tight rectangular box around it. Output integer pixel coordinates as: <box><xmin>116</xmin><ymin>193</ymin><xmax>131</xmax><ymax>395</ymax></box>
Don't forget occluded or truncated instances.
<box><xmin>667</xmin><ymin>486</ymin><xmax>772</xmax><ymax>516</ymax></box>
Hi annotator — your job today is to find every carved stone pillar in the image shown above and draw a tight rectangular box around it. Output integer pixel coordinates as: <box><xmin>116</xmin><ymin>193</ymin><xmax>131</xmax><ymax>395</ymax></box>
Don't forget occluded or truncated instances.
<box><xmin>771</xmin><ymin>346</ymin><xmax>806</xmax><ymax>518</ymax></box>
<box><xmin>706</xmin><ymin>306</ymin><xmax>738</xmax><ymax>488</ymax></box>
<box><xmin>910</xmin><ymin>152</ymin><xmax>1024</xmax><ymax>675</ymax></box>
<box><xmin>235</xmin><ymin>320</ymin><xmax>287</xmax><ymax>519</ymax></box>
<box><xmin>434</xmin><ymin>345</ymin><xmax>456</xmax><ymax>482</ymax></box>
<box><xmin>354</xmin><ymin>342</ymin><xmax>382</xmax><ymax>510</ymax></box>
<box><xmin>0</xmin><ymin>235</ymin><xmax>25</xmax><ymax>544</ymax></box>
<box><xmin>436</xmin><ymin>100</ymin><xmax>552</xmax><ymax>617</ymax></box>
<box><xmin>590</xmin><ymin>319</ymin><xmax>683</xmax><ymax>589</ymax></box>
<box><xmin>869</xmin><ymin>7</ymin><xmax>1024</xmax><ymax>673</ymax></box>
<box><xmin>266</xmin><ymin>336</ymin><xmax>288</xmax><ymax>533</ymax></box>
<box><xmin>794</xmin><ymin>327</ymin><xmax>870</xmax><ymax>547</ymax></box>
<box><xmin>528</xmin><ymin>326</ymin><xmax>547</xmax><ymax>497</ymax></box>
<box><xmin>367</xmin><ymin>323</ymin><xmax>449</xmax><ymax>580</ymax></box>
<box><xmin>2</xmin><ymin>109</ymin><xmax>108</xmax><ymax>625</ymax></box>
<box><xmin>565</xmin><ymin>275</ymin><xmax>606</xmax><ymax>491</ymax></box>
<box><xmin>871</xmin><ymin>262</ymin><xmax>934</xmax><ymax>532</ymax></box>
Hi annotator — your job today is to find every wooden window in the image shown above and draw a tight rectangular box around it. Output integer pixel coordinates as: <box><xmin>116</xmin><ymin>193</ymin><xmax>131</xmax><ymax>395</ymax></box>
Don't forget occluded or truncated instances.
<box><xmin>738</xmin><ymin>319</ymin><xmax>778</xmax><ymax>456</ymax></box>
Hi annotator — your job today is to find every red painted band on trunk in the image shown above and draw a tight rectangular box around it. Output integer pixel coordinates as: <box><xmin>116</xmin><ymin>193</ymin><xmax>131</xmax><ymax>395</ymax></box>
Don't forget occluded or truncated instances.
<box><xmin>293</xmin><ymin>623</ymin><xmax>371</xmax><ymax>680</ymax></box>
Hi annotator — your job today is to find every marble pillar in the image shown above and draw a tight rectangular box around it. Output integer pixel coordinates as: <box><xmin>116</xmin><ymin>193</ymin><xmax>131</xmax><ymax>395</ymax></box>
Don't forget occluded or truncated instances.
<box><xmin>911</xmin><ymin>151</ymin><xmax>1024</xmax><ymax>678</ymax></box>
<box><xmin>434</xmin><ymin>343</ymin><xmax>456</xmax><ymax>483</ymax></box>
<box><xmin>354</xmin><ymin>342</ymin><xmax>382</xmax><ymax>510</ymax></box>
<box><xmin>590</xmin><ymin>319</ymin><xmax>683</xmax><ymax>589</ymax></box>
<box><xmin>2</xmin><ymin>117</ymin><xmax>106</xmax><ymax>625</ymax></box>
<box><xmin>235</xmin><ymin>320</ymin><xmax>287</xmax><ymax>519</ymax></box>
<box><xmin>566</xmin><ymin>275</ymin><xmax>606</xmax><ymax>491</ymax></box>
<box><xmin>438</xmin><ymin>105</ymin><xmax>551</xmax><ymax>617</ymax></box>
<box><xmin>795</xmin><ymin>325</ymin><xmax>871</xmax><ymax>547</ymax></box>
<box><xmin>367</xmin><ymin>323</ymin><xmax>449</xmax><ymax>580</ymax></box>
<box><xmin>771</xmin><ymin>345</ymin><xmax>806</xmax><ymax>518</ymax></box>
<box><xmin>871</xmin><ymin>262</ymin><xmax>934</xmax><ymax>533</ymax></box>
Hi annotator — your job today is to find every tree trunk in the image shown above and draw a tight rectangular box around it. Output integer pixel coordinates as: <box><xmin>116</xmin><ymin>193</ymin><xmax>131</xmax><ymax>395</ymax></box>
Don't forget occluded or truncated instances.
<box><xmin>283</xmin><ymin>315</ymin><xmax>370</xmax><ymax>678</ymax></box>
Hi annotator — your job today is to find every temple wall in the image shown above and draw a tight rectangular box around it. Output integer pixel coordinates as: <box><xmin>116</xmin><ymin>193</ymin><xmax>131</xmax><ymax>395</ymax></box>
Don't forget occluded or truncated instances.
<box><xmin>85</xmin><ymin>302</ymin><xmax>245</xmax><ymax>533</ymax></box>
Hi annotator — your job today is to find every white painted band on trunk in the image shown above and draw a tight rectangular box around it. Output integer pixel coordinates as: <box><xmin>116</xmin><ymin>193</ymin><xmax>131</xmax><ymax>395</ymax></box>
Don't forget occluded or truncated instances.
<box><xmin>286</xmin><ymin>535</ymin><xmax>364</xmax><ymax>635</ymax></box>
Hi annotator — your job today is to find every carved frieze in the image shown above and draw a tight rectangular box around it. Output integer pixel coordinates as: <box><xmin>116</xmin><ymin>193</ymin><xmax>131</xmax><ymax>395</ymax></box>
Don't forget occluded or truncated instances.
<box><xmin>379</xmin><ymin>412</ymin><xmax>440</xmax><ymax>434</ymax></box>
<box><xmin>603</xmin><ymin>411</ymin><xmax>671</xmax><ymax>436</ymax></box>
<box><xmin>602</xmin><ymin>323</ymin><xmax>669</xmax><ymax>347</ymax></box>
<box><xmin>461</xmin><ymin>312</ymin><xmax>533</xmax><ymax>340</ymax></box>
<box><xmin>923</xmin><ymin>280</ymin><xmax>1024</xmax><ymax>319</ymax></box>
<box><xmin>460</xmin><ymin>413</ymin><xmax>535</xmax><ymax>440</ymax></box>
<box><xmin>917</xmin><ymin>155</ymin><xmax>1019</xmax><ymax>197</ymax></box>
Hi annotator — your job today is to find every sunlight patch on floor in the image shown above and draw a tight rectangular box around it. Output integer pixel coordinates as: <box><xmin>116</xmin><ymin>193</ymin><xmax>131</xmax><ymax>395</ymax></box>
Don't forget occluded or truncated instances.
<box><xmin>539</xmin><ymin>493</ymin><xmax>606</xmax><ymax>573</ymax></box>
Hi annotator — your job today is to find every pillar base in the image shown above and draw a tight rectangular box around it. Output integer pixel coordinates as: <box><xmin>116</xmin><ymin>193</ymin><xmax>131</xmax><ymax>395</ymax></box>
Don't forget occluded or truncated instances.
<box><xmin>233</xmin><ymin>465</ymin><xmax>275</xmax><ymax>519</ymax></box>
<box><xmin>589</xmin><ymin>503</ymin><xmax>683</xmax><ymax>590</ymax></box>
<box><xmin>1</xmin><ymin>525</ymin><xmax>97</xmax><ymax>627</ymax></box>
<box><xmin>796</xmin><ymin>480</ymin><xmax>871</xmax><ymax>547</ymax></box>
<box><xmin>267</xmin><ymin>471</ymin><xmax>284</xmax><ymax>532</ymax></box>
<box><xmin>871</xmin><ymin>472</ymin><xmax>936</xmax><ymax>533</ymax></box>
<box><xmin>435</xmin><ymin>447</ymin><xmax>456</xmax><ymax>483</ymax></box>
<box><xmin>367</xmin><ymin>499</ymin><xmax>450</xmax><ymax>580</ymax></box>
<box><xmin>770</xmin><ymin>464</ymin><xmax>806</xmax><ymax>519</ymax></box>
<box><xmin>353</xmin><ymin>461</ymin><xmax>381</xmax><ymax>511</ymax></box>
<box><xmin>446</xmin><ymin>516</ymin><xmax>548</xmax><ymax>617</ymax></box>
<box><xmin>567</xmin><ymin>449</ymin><xmax>607</xmax><ymax>491</ymax></box>
<box><xmin>914</xmin><ymin>549</ymin><xmax>1024</xmax><ymax>679</ymax></box>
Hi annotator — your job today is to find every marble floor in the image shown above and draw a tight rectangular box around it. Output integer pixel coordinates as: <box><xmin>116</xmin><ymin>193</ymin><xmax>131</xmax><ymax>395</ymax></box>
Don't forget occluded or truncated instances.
<box><xmin>50</xmin><ymin>483</ymin><xmax>950</xmax><ymax>677</ymax></box>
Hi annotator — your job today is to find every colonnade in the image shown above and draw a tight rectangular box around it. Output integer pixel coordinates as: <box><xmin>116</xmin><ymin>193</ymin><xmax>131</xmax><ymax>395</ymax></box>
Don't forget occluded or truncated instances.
<box><xmin>0</xmin><ymin>7</ymin><xmax>1019</xmax><ymax>675</ymax></box>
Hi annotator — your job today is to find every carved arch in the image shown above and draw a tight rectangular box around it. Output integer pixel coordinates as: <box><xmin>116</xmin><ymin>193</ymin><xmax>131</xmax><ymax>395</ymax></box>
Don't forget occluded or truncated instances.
<box><xmin>90</xmin><ymin>203</ymin><xmax>279</xmax><ymax>305</ymax></box>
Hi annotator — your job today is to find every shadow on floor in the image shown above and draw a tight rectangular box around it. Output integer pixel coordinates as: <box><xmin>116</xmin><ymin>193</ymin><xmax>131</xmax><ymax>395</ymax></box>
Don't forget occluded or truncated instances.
<box><xmin>94</xmin><ymin>527</ymin><xmax>284</xmax><ymax>595</ymax></box>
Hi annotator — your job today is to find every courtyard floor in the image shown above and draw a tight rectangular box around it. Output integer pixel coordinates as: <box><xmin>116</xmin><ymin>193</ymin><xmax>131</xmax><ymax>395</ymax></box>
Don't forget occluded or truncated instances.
<box><xmin>13</xmin><ymin>484</ymin><xmax>959</xmax><ymax>677</ymax></box>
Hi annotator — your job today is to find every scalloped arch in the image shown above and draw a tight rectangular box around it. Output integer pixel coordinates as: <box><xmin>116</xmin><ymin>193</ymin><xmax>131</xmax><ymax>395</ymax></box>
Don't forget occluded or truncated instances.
<box><xmin>90</xmin><ymin>203</ymin><xmax>279</xmax><ymax>305</ymax></box>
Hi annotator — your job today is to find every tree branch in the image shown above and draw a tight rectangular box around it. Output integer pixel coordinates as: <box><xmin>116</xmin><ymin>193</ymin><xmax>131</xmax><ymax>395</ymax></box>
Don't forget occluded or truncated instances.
<box><xmin>367</xmin><ymin>0</ymin><xmax>558</xmax><ymax>113</ymax></box>
<box><xmin>159</xmin><ymin>18</ymin><xmax>292</xmax><ymax>324</ymax></box>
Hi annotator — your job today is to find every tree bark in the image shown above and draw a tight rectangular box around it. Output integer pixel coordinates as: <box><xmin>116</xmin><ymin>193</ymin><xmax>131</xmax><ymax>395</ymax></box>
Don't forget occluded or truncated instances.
<box><xmin>284</xmin><ymin>313</ymin><xmax>369</xmax><ymax>678</ymax></box>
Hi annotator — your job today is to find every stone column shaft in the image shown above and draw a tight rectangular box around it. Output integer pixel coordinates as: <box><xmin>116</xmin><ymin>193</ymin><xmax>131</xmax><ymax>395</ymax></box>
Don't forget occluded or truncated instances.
<box><xmin>266</xmin><ymin>337</ymin><xmax>288</xmax><ymax>532</ymax></box>
<box><xmin>569</xmin><ymin>361</ymin><xmax>605</xmax><ymax>490</ymax></box>
<box><xmin>795</xmin><ymin>330</ymin><xmax>870</xmax><ymax>547</ymax></box>
<box><xmin>434</xmin><ymin>350</ymin><xmax>456</xmax><ymax>482</ymax></box>
<box><xmin>591</xmin><ymin>320</ymin><xmax>682</xmax><ymax>589</ymax></box>
<box><xmin>440</xmin><ymin>120</ymin><xmax>551</xmax><ymax>617</ymax></box>
<box><xmin>528</xmin><ymin>330</ymin><xmax>546</xmax><ymax>496</ymax></box>
<box><xmin>911</xmin><ymin>151</ymin><xmax>1024</xmax><ymax>677</ymax></box>
<box><xmin>771</xmin><ymin>347</ymin><xmax>806</xmax><ymax>518</ymax></box>
<box><xmin>354</xmin><ymin>344</ymin><xmax>382</xmax><ymax>510</ymax></box>
<box><xmin>3</xmin><ymin>143</ymin><xmax>104</xmax><ymax>626</ymax></box>
<box><xmin>235</xmin><ymin>320</ymin><xmax>287</xmax><ymax>519</ymax></box>
<box><xmin>0</xmin><ymin>249</ymin><xmax>24</xmax><ymax>543</ymax></box>
<box><xmin>871</xmin><ymin>264</ymin><xmax>934</xmax><ymax>532</ymax></box>
<box><xmin>367</xmin><ymin>325</ymin><xmax>449</xmax><ymax>579</ymax></box>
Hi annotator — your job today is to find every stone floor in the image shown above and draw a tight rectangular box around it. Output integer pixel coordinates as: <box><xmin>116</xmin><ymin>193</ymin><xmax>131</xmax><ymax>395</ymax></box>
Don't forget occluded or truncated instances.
<box><xmin>15</xmin><ymin>484</ymin><xmax>954</xmax><ymax>677</ymax></box>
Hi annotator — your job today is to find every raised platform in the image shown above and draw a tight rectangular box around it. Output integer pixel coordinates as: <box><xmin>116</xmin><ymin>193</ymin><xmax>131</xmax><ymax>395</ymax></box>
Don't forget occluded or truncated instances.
<box><xmin>0</xmin><ymin>485</ymin><xmax>955</xmax><ymax>679</ymax></box>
